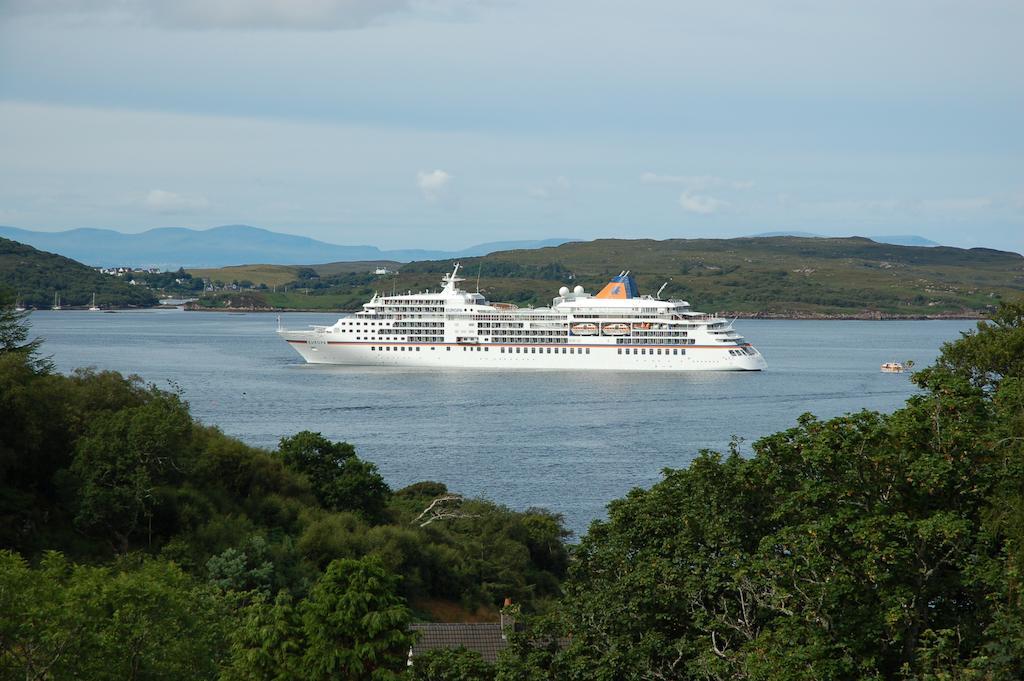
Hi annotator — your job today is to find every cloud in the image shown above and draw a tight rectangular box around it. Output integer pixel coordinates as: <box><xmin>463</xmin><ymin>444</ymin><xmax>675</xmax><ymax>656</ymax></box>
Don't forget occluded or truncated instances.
<box><xmin>641</xmin><ymin>173</ymin><xmax>752</xmax><ymax>191</ymax></box>
<box><xmin>416</xmin><ymin>169</ymin><xmax>452</xmax><ymax>202</ymax></box>
<box><xmin>642</xmin><ymin>172</ymin><xmax>743</xmax><ymax>214</ymax></box>
<box><xmin>678</xmin><ymin>192</ymin><xmax>727</xmax><ymax>215</ymax></box>
<box><xmin>143</xmin><ymin>189</ymin><xmax>209</xmax><ymax>213</ymax></box>
<box><xmin>528</xmin><ymin>176</ymin><xmax>571</xmax><ymax>201</ymax></box>
<box><xmin>1</xmin><ymin>0</ymin><xmax>416</xmax><ymax>30</ymax></box>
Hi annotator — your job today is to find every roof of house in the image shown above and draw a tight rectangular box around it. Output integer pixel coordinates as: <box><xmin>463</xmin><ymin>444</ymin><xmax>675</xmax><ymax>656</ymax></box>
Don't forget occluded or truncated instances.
<box><xmin>409</xmin><ymin>623</ymin><xmax>508</xmax><ymax>663</ymax></box>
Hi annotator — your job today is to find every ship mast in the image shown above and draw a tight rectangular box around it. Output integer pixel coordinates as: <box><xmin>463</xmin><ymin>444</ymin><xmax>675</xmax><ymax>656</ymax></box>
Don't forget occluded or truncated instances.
<box><xmin>441</xmin><ymin>263</ymin><xmax>463</xmax><ymax>293</ymax></box>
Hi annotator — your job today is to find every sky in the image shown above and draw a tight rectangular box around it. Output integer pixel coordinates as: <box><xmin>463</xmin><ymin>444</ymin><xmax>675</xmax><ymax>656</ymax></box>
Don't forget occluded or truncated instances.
<box><xmin>0</xmin><ymin>0</ymin><xmax>1021</xmax><ymax>253</ymax></box>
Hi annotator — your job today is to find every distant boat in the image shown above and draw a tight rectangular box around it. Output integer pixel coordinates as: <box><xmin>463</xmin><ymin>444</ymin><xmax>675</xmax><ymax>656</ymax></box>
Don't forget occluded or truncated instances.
<box><xmin>89</xmin><ymin>293</ymin><xmax>100</xmax><ymax>311</ymax></box>
<box><xmin>880</xmin><ymin>362</ymin><xmax>905</xmax><ymax>373</ymax></box>
<box><xmin>14</xmin><ymin>295</ymin><xmax>25</xmax><ymax>312</ymax></box>
<box><xmin>52</xmin><ymin>292</ymin><xmax>62</xmax><ymax>311</ymax></box>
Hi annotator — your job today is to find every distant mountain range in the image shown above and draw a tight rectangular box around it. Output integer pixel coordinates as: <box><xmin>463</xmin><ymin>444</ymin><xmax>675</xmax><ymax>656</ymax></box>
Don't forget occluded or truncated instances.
<box><xmin>751</xmin><ymin>232</ymin><xmax>941</xmax><ymax>247</ymax></box>
<box><xmin>0</xmin><ymin>225</ymin><xmax>578</xmax><ymax>269</ymax></box>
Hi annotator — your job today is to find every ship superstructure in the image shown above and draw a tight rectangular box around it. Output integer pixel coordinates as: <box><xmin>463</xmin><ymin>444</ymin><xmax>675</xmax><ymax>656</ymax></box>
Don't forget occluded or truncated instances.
<box><xmin>278</xmin><ymin>265</ymin><xmax>766</xmax><ymax>371</ymax></box>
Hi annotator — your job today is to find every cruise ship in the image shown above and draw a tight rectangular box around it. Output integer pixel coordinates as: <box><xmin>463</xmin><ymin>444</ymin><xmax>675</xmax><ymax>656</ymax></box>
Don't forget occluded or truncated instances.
<box><xmin>278</xmin><ymin>265</ymin><xmax>766</xmax><ymax>371</ymax></box>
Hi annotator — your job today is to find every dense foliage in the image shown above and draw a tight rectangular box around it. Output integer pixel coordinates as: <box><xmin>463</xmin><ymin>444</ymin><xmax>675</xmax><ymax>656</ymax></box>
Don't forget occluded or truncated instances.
<box><xmin>501</xmin><ymin>300</ymin><xmax>1024</xmax><ymax>679</ymax></box>
<box><xmin>0</xmin><ymin>292</ymin><xmax>569</xmax><ymax>678</ymax></box>
<box><xmin>3</xmin><ymin>292</ymin><xmax>1024</xmax><ymax>679</ymax></box>
<box><xmin>0</xmin><ymin>237</ymin><xmax>158</xmax><ymax>308</ymax></box>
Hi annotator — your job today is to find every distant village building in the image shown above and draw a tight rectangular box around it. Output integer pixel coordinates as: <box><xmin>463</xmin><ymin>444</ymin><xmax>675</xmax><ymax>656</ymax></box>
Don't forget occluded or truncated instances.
<box><xmin>98</xmin><ymin>266</ymin><xmax>163</xmax><ymax>276</ymax></box>
<box><xmin>374</xmin><ymin>267</ymin><xmax>394</xmax><ymax>275</ymax></box>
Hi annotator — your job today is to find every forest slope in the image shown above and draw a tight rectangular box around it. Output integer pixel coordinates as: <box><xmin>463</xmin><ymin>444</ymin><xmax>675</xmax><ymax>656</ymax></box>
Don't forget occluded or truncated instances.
<box><xmin>0</xmin><ymin>237</ymin><xmax>158</xmax><ymax>308</ymax></box>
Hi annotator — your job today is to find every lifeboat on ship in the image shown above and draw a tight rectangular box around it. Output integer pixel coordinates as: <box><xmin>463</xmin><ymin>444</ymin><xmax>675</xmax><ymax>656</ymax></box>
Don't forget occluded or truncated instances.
<box><xmin>570</xmin><ymin>323</ymin><xmax>598</xmax><ymax>335</ymax></box>
<box><xmin>601</xmin><ymin>322</ymin><xmax>630</xmax><ymax>335</ymax></box>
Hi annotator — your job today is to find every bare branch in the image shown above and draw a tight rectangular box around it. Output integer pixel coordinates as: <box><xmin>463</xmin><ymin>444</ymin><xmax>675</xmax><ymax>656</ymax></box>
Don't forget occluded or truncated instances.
<box><xmin>412</xmin><ymin>494</ymin><xmax>480</xmax><ymax>527</ymax></box>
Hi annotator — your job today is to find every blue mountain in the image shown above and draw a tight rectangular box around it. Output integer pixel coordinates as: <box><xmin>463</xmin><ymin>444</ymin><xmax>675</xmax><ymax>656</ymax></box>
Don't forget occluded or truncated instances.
<box><xmin>0</xmin><ymin>225</ymin><xmax>578</xmax><ymax>268</ymax></box>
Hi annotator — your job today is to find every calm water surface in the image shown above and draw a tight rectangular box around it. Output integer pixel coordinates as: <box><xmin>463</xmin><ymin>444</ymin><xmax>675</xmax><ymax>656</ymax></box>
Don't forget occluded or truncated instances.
<box><xmin>27</xmin><ymin>309</ymin><xmax>975</xmax><ymax>536</ymax></box>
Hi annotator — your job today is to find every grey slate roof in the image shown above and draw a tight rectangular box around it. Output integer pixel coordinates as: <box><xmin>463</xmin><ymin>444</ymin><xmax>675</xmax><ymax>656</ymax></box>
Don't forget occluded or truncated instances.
<box><xmin>409</xmin><ymin>623</ymin><xmax>507</xmax><ymax>663</ymax></box>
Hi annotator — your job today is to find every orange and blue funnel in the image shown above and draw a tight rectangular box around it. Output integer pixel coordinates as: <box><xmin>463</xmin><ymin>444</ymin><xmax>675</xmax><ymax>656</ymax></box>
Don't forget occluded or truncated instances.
<box><xmin>595</xmin><ymin>271</ymin><xmax>639</xmax><ymax>299</ymax></box>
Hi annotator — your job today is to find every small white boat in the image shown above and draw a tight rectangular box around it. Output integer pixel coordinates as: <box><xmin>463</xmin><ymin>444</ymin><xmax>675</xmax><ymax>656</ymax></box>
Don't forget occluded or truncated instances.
<box><xmin>51</xmin><ymin>293</ymin><xmax>61</xmax><ymax>310</ymax></box>
<box><xmin>89</xmin><ymin>293</ymin><xmax>100</xmax><ymax>311</ymax></box>
<box><xmin>880</xmin><ymin>362</ymin><xmax>904</xmax><ymax>373</ymax></box>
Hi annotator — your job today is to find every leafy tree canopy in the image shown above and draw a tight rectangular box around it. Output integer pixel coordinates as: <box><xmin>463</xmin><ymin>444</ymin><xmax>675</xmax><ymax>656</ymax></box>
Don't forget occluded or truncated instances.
<box><xmin>278</xmin><ymin>431</ymin><xmax>391</xmax><ymax>522</ymax></box>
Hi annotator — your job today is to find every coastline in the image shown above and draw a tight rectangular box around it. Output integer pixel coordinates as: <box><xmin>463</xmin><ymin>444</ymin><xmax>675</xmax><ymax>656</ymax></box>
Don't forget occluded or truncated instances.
<box><xmin>180</xmin><ymin>303</ymin><xmax>986</xmax><ymax>320</ymax></box>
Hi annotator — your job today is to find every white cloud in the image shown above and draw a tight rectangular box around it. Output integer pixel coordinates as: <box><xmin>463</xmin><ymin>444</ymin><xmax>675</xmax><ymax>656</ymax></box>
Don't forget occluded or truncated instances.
<box><xmin>416</xmin><ymin>169</ymin><xmax>452</xmax><ymax>202</ymax></box>
<box><xmin>641</xmin><ymin>173</ymin><xmax>752</xmax><ymax>191</ymax></box>
<box><xmin>678</xmin><ymin>192</ymin><xmax>726</xmax><ymax>215</ymax></box>
<box><xmin>528</xmin><ymin>176</ymin><xmax>571</xmax><ymax>201</ymax></box>
<box><xmin>143</xmin><ymin>189</ymin><xmax>209</xmax><ymax>213</ymax></box>
<box><xmin>642</xmin><ymin>172</ymin><xmax>742</xmax><ymax>214</ymax></box>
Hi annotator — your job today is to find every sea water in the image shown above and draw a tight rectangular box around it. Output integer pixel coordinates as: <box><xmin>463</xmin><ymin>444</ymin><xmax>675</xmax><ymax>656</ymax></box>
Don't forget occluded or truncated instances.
<box><xmin>27</xmin><ymin>309</ymin><xmax>974</xmax><ymax>536</ymax></box>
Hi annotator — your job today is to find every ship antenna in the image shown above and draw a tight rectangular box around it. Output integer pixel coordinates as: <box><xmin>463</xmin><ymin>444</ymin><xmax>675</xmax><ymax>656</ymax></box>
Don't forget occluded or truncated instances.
<box><xmin>476</xmin><ymin>262</ymin><xmax>482</xmax><ymax>293</ymax></box>
<box><xmin>656</xmin><ymin>282</ymin><xmax>668</xmax><ymax>299</ymax></box>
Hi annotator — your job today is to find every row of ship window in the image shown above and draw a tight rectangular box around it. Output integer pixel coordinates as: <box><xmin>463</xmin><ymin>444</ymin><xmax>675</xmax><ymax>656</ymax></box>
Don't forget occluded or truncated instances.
<box><xmin>367</xmin><ymin>345</ymin><xmax>593</xmax><ymax>354</ymax></box>
<box><xmin>364</xmin><ymin>345</ymin><xmax>700</xmax><ymax>356</ymax></box>
<box><xmin>615</xmin><ymin>338</ymin><xmax>696</xmax><ymax>345</ymax></box>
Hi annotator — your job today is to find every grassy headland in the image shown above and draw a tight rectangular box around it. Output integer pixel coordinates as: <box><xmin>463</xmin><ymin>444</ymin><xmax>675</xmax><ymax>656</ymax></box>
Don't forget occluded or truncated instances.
<box><xmin>187</xmin><ymin>236</ymin><xmax>1024</xmax><ymax>317</ymax></box>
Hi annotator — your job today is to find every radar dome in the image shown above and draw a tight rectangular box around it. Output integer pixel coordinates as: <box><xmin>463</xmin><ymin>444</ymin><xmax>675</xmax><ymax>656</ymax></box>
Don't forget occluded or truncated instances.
<box><xmin>558</xmin><ymin>286</ymin><xmax>570</xmax><ymax>296</ymax></box>
<box><xmin>573</xmin><ymin>285</ymin><xmax>584</xmax><ymax>294</ymax></box>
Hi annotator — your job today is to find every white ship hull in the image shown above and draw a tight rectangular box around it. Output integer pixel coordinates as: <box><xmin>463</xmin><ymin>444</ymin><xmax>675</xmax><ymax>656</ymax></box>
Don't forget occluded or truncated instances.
<box><xmin>281</xmin><ymin>335</ymin><xmax>766</xmax><ymax>371</ymax></box>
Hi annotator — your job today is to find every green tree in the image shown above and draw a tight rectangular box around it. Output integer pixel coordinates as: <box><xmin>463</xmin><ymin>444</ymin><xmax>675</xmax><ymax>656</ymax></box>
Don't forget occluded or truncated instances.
<box><xmin>0</xmin><ymin>290</ymin><xmax>49</xmax><ymax>372</ymax></box>
<box><xmin>407</xmin><ymin>647</ymin><xmax>496</xmax><ymax>681</ymax></box>
<box><xmin>0</xmin><ymin>551</ymin><xmax>230</xmax><ymax>681</ymax></box>
<box><xmin>278</xmin><ymin>431</ymin><xmax>390</xmax><ymax>522</ymax></box>
<box><xmin>206</xmin><ymin>535</ymin><xmax>275</xmax><ymax>594</ymax></box>
<box><xmin>221</xmin><ymin>591</ymin><xmax>304</xmax><ymax>681</ymax></box>
<box><xmin>300</xmin><ymin>556</ymin><xmax>414</xmax><ymax>681</ymax></box>
<box><xmin>69</xmin><ymin>393</ymin><xmax>193</xmax><ymax>552</ymax></box>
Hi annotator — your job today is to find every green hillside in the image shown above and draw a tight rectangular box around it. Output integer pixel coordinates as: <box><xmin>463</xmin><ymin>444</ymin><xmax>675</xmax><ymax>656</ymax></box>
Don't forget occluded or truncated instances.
<box><xmin>189</xmin><ymin>237</ymin><xmax>1024</xmax><ymax>316</ymax></box>
<box><xmin>0</xmin><ymin>237</ymin><xmax>158</xmax><ymax>308</ymax></box>
<box><xmin>399</xmin><ymin>237</ymin><xmax>1024</xmax><ymax>316</ymax></box>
